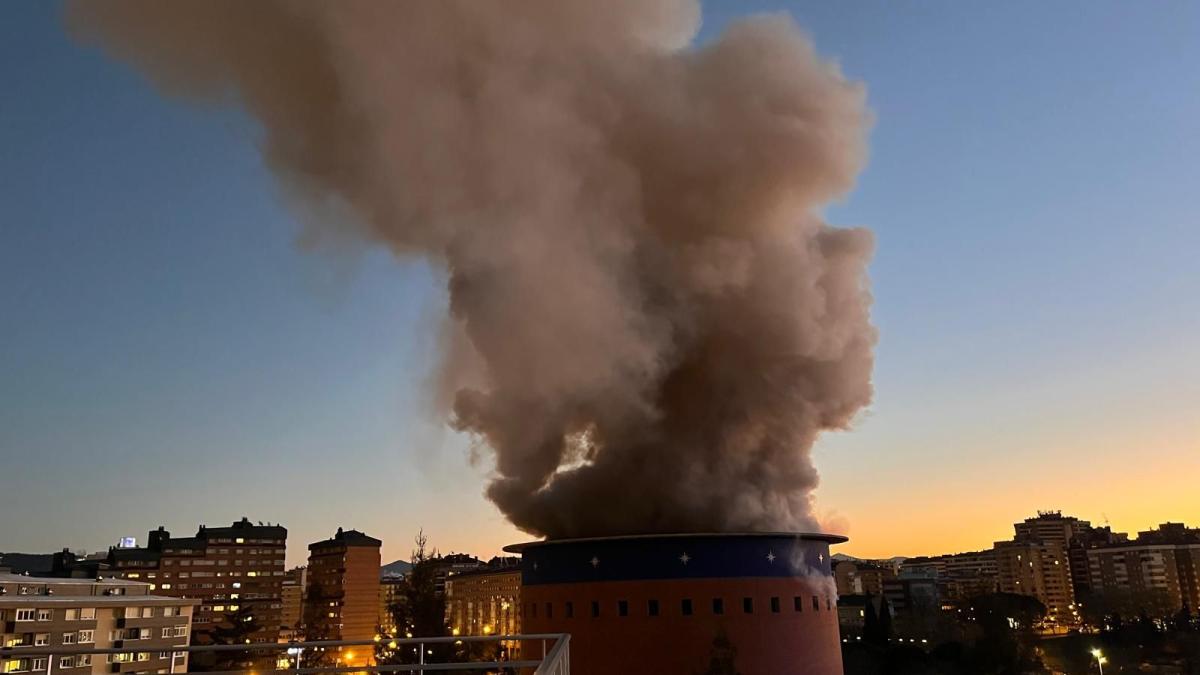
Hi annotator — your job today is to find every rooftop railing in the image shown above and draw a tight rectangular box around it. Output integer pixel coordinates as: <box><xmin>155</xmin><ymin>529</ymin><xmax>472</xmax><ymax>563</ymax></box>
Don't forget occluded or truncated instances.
<box><xmin>0</xmin><ymin>634</ymin><xmax>570</xmax><ymax>675</ymax></box>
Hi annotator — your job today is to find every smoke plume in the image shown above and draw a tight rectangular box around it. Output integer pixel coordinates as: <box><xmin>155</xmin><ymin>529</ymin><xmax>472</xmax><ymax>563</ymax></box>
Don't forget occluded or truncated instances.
<box><xmin>67</xmin><ymin>0</ymin><xmax>876</xmax><ymax>539</ymax></box>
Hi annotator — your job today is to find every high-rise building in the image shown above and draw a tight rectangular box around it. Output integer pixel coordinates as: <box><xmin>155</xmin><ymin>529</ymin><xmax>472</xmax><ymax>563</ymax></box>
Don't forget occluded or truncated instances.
<box><xmin>0</xmin><ymin>573</ymin><xmax>197</xmax><ymax>675</ymax></box>
<box><xmin>1013</xmin><ymin>511</ymin><xmax>1093</xmax><ymax>548</ymax></box>
<box><xmin>105</xmin><ymin>518</ymin><xmax>288</xmax><ymax>643</ymax></box>
<box><xmin>303</xmin><ymin>529</ymin><xmax>381</xmax><ymax>667</ymax></box>
<box><xmin>280</xmin><ymin>567</ymin><xmax>306</xmax><ymax>640</ymax></box>
<box><xmin>993</xmin><ymin>539</ymin><xmax>1076</xmax><ymax>623</ymax></box>
<box><xmin>1085</xmin><ymin>522</ymin><xmax>1200</xmax><ymax>617</ymax></box>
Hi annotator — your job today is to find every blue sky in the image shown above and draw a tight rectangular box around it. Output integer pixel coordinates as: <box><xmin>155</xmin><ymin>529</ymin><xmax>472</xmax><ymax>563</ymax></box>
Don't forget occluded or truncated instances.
<box><xmin>2</xmin><ymin>1</ymin><xmax>1198</xmax><ymax>564</ymax></box>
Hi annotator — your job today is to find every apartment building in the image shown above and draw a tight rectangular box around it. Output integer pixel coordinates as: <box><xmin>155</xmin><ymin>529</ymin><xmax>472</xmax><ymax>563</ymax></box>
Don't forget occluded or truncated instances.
<box><xmin>106</xmin><ymin>518</ymin><xmax>287</xmax><ymax>643</ymax></box>
<box><xmin>303</xmin><ymin>529</ymin><xmax>381</xmax><ymax>668</ymax></box>
<box><xmin>833</xmin><ymin>560</ymin><xmax>895</xmax><ymax>597</ymax></box>
<box><xmin>1086</xmin><ymin>523</ymin><xmax>1200</xmax><ymax>616</ymax></box>
<box><xmin>444</xmin><ymin>565</ymin><xmax>521</xmax><ymax>638</ymax></box>
<box><xmin>279</xmin><ymin>568</ymin><xmax>306</xmax><ymax>641</ymax></box>
<box><xmin>994</xmin><ymin>539</ymin><xmax>1076</xmax><ymax>623</ymax></box>
<box><xmin>378</xmin><ymin>577</ymin><xmax>406</xmax><ymax>637</ymax></box>
<box><xmin>0</xmin><ymin>574</ymin><xmax>196</xmax><ymax>675</ymax></box>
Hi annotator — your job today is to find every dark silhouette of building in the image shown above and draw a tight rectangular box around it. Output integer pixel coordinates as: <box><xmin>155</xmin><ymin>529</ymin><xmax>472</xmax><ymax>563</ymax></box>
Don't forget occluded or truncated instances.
<box><xmin>104</xmin><ymin>518</ymin><xmax>287</xmax><ymax>643</ymax></box>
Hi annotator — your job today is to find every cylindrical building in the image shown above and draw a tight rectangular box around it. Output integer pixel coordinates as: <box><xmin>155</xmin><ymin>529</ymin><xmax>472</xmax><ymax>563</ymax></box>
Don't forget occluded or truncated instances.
<box><xmin>506</xmin><ymin>532</ymin><xmax>846</xmax><ymax>675</ymax></box>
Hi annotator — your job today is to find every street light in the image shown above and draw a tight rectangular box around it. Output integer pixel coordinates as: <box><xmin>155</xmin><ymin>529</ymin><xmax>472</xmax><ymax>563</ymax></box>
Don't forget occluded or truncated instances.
<box><xmin>1091</xmin><ymin>649</ymin><xmax>1106</xmax><ymax>674</ymax></box>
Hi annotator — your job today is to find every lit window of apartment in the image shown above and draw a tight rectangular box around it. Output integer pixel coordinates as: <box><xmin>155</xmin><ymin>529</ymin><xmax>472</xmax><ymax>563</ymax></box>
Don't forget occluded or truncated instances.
<box><xmin>34</xmin><ymin>635</ymin><xmax>49</xmax><ymax>647</ymax></box>
<box><xmin>79</xmin><ymin>608</ymin><xmax>95</xmax><ymax>620</ymax></box>
<box><xmin>64</xmin><ymin>609</ymin><xmax>78</xmax><ymax>621</ymax></box>
<box><xmin>77</xmin><ymin>631</ymin><xmax>93</xmax><ymax>644</ymax></box>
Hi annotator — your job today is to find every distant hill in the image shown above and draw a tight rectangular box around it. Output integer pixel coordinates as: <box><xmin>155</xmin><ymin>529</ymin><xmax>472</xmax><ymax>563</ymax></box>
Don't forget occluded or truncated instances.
<box><xmin>380</xmin><ymin>559</ymin><xmax>413</xmax><ymax>577</ymax></box>
<box><xmin>831</xmin><ymin>553</ymin><xmax>908</xmax><ymax>566</ymax></box>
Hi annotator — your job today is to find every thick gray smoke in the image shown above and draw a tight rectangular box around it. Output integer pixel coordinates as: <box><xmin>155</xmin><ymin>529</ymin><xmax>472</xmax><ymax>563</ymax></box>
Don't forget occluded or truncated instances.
<box><xmin>67</xmin><ymin>0</ymin><xmax>876</xmax><ymax>539</ymax></box>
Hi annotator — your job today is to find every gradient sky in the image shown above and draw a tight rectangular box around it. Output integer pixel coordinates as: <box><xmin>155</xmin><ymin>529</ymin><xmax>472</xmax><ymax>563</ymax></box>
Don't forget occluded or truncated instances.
<box><xmin>2</xmin><ymin>1</ymin><xmax>1198</xmax><ymax>568</ymax></box>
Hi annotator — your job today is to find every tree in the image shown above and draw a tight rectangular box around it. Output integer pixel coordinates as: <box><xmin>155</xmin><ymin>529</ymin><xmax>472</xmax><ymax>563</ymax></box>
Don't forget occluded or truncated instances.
<box><xmin>862</xmin><ymin>596</ymin><xmax>881</xmax><ymax>644</ymax></box>
<box><xmin>877</xmin><ymin>594</ymin><xmax>894</xmax><ymax>644</ymax></box>
<box><xmin>1174</xmin><ymin>604</ymin><xmax>1195</xmax><ymax>632</ymax></box>
<box><xmin>966</xmin><ymin>593</ymin><xmax>1047</xmax><ymax>674</ymax></box>
<box><xmin>378</xmin><ymin>531</ymin><xmax>454</xmax><ymax>666</ymax></box>
<box><xmin>191</xmin><ymin>605</ymin><xmax>266</xmax><ymax>672</ymax></box>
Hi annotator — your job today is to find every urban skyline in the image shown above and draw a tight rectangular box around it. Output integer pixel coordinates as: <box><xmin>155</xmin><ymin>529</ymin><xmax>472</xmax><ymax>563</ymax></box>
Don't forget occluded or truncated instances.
<box><xmin>4</xmin><ymin>0</ymin><xmax>1199</xmax><ymax>571</ymax></box>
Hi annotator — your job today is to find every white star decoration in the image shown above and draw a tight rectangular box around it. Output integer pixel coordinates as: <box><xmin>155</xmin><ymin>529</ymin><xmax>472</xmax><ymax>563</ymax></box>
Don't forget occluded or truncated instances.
<box><xmin>818</xmin><ymin>554</ymin><xmax>825</xmax><ymax>563</ymax></box>
<box><xmin>679</xmin><ymin>552</ymin><xmax>690</xmax><ymax>565</ymax></box>
<box><xmin>766</xmin><ymin>551</ymin><xmax>776</xmax><ymax>563</ymax></box>
<box><xmin>590</xmin><ymin>556</ymin><xmax>600</xmax><ymax>568</ymax></box>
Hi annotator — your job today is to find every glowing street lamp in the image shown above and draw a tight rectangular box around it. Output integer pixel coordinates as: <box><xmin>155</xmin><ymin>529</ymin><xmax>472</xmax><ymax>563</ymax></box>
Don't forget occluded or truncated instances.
<box><xmin>1090</xmin><ymin>648</ymin><xmax>1106</xmax><ymax>674</ymax></box>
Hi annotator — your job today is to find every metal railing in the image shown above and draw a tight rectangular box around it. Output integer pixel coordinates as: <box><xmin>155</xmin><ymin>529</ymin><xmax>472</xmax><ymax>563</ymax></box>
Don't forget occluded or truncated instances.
<box><xmin>0</xmin><ymin>634</ymin><xmax>569</xmax><ymax>675</ymax></box>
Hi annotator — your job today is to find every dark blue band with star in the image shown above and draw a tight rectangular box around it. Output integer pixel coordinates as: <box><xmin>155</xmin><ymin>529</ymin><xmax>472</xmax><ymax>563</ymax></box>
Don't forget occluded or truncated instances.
<box><xmin>504</xmin><ymin>533</ymin><xmax>842</xmax><ymax>586</ymax></box>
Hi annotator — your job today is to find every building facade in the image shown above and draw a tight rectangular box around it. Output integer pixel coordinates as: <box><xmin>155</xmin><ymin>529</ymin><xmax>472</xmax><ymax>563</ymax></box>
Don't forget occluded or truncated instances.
<box><xmin>1085</xmin><ymin>523</ymin><xmax>1200</xmax><ymax>617</ymax></box>
<box><xmin>511</xmin><ymin>533</ymin><xmax>846</xmax><ymax>675</ymax></box>
<box><xmin>303</xmin><ymin>529</ymin><xmax>381</xmax><ymax>667</ymax></box>
<box><xmin>0</xmin><ymin>574</ymin><xmax>196</xmax><ymax>675</ymax></box>
<box><xmin>833</xmin><ymin>560</ymin><xmax>895</xmax><ymax>597</ymax></box>
<box><xmin>444</xmin><ymin>566</ymin><xmax>521</xmax><ymax>639</ymax></box>
<box><xmin>105</xmin><ymin>519</ymin><xmax>287</xmax><ymax>643</ymax></box>
<box><xmin>279</xmin><ymin>567</ymin><xmax>306</xmax><ymax>641</ymax></box>
<box><xmin>378</xmin><ymin>577</ymin><xmax>406</xmax><ymax>638</ymax></box>
<box><xmin>994</xmin><ymin>540</ymin><xmax>1076</xmax><ymax>624</ymax></box>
